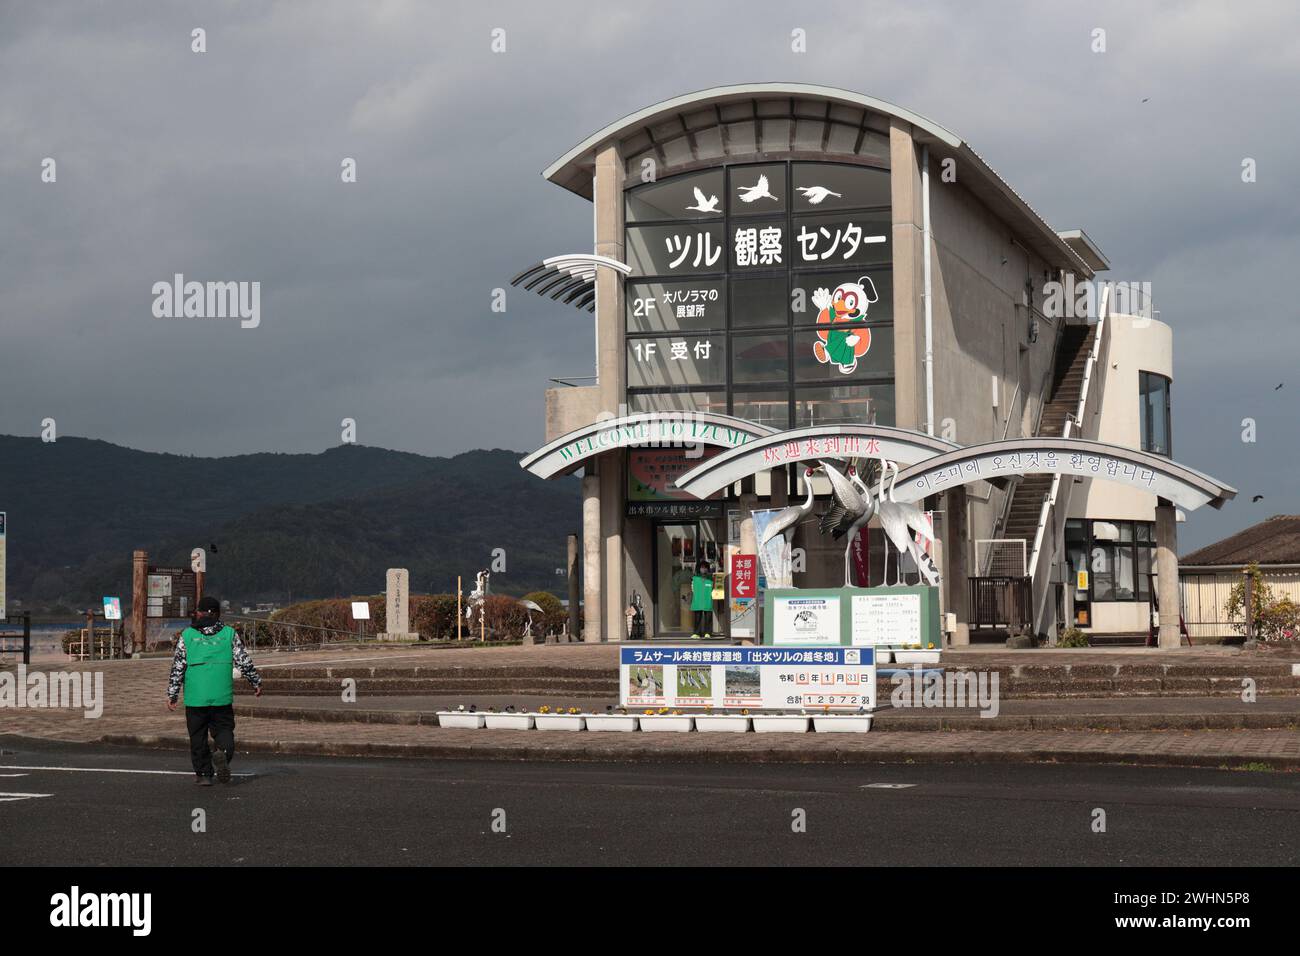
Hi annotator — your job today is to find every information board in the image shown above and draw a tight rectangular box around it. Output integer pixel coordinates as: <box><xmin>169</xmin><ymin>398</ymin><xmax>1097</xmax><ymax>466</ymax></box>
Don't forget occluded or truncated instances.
<box><xmin>851</xmin><ymin>592</ymin><xmax>921</xmax><ymax>646</ymax></box>
<box><xmin>620</xmin><ymin>645</ymin><xmax>876</xmax><ymax>711</ymax></box>
<box><xmin>146</xmin><ymin>567</ymin><xmax>197</xmax><ymax>618</ymax></box>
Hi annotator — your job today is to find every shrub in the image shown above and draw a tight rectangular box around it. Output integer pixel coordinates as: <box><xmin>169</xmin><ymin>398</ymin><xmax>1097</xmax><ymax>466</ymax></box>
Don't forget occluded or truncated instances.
<box><xmin>1057</xmin><ymin>626</ymin><xmax>1090</xmax><ymax>648</ymax></box>
<box><xmin>1224</xmin><ymin>563</ymin><xmax>1300</xmax><ymax>642</ymax></box>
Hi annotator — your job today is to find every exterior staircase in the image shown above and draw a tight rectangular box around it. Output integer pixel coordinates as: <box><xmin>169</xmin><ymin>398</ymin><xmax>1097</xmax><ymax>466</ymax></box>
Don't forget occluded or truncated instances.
<box><xmin>1002</xmin><ymin>324</ymin><xmax>1095</xmax><ymax>547</ymax></box>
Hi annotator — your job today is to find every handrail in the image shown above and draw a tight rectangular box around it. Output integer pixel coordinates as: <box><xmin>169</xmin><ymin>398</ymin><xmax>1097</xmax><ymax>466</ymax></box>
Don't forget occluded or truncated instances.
<box><xmin>987</xmin><ymin>312</ymin><xmax>1066</xmax><ymax>565</ymax></box>
<box><xmin>1029</xmin><ymin>285</ymin><xmax>1111</xmax><ymax>574</ymax></box>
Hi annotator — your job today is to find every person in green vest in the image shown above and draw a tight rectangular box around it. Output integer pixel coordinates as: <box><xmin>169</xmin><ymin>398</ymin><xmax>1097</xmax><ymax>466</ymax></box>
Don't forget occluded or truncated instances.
<box><xmin>691</xmin><ymin>559</ymin><xmax>715</xmax><ymax>640</ymax></box>
<box><xmin>166</xmin><ymin>595</ymin><xmax>263</xmax><ymax>786</ymax></box>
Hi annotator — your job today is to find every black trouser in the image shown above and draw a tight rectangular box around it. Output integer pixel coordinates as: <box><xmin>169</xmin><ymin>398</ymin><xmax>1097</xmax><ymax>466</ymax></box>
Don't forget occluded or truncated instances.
<box><xmin>694</xmin><ymin>610</ymin><xmax>711</xmax><ymax>635</ymax></box>
<box><xmin>186</xmin><ymin>704</ymin><xmax>235</xmax><ymax>777</ymax></box>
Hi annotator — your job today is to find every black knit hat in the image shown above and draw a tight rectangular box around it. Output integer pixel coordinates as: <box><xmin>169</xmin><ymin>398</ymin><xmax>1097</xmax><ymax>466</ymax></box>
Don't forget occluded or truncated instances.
<box><xmin>196</xmin><ymin>596</ymin><xmax>221</xmax><ymax>617</ymax></box>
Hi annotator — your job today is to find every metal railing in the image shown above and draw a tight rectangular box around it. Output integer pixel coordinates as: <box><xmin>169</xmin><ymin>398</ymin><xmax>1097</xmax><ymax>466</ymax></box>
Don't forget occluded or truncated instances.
<box><xmin>969</xmin><ymin>577</ymin><xmax>1032</xmax><ymax>630</ymax></box>
<box><xmin>0</xmin><ymin>612</ymin><xmax>32</xmax><ymax>665</ymax></box>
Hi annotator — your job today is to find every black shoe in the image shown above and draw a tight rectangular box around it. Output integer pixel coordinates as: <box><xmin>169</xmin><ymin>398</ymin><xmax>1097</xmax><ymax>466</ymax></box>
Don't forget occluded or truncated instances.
<box><xmin>212</xmin><ymin>749</ymin><xmax>231</xmax><ymax>784</ymax></box>
<box><xmin>196</xmin><ymin>775</ymin><xmax>213</xmax><ymax>787</ymax></box>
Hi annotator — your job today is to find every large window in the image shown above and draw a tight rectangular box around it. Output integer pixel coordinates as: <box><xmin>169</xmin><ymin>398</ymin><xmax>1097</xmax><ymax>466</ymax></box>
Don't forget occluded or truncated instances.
<box><xmin>1139</xmin><ymin>371</ymin><xmax>1171</xmax><ymax>456</ymax></box>
<box><xmin>1068</xmin><ymin>518</ymin><xmax>1156</xmax><ymax>603</ymax></box>
<box><xmin>625</xmin><ymin>161</ymin><xmax>894</xmax><ymax>427</ymax></box>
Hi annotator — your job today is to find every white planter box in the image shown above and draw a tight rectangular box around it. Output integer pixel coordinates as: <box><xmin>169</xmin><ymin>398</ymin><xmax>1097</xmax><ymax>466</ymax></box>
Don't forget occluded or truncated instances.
<box><xmin>875</xmin><ymin>650</ymin><xmax>893</xmax><ymax>664</ymax></box>
<box><xmin>532</xmin><ymin>713</ymin><xmax>585</xmax><ymax>731</ymax></box>
<box><xmin>585</xmin><ymin>715</ymin><xmax>639</xmax><ymax>732</ymax></box>
<box><xmin>437</xmin><ymin>711</ymin><xmax>484</xmax><ymax>729</ymax></box>
<box><xmin>893</xmin><ymin>650</ymin><xmax>941</xmax><ymax>665</ymax></box>
<box><xmin>638</xmin><ymin>715</ymin><xmax>694</xmax><ymax>732</ymax></box>
<box><xmin>693</xmin><ymin>715</ymin><xmax>751</xmax><ymax>733</ymax></box>
<box><xmin>751</xmin><ymin>715</ymin><xmax>810</xmax><ymax>733</ymax></box>
<box><xmin>812</xmin><ymin>715</ymin><xmax>873</xmax><ymax>733</ymax></box>
<box><xmin>483</xmin><ymin>713</ymin><xmax>534</xmax><ymax>730</ymax></box>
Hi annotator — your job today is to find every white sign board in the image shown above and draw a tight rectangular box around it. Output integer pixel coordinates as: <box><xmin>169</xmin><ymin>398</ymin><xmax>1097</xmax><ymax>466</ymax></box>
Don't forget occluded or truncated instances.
<box><xmin>771</xmin><ymin>594</ymin><xmax>840</xmax><ymax>645</ymax></box>
<box><xmin>620</xmin><ymin>646</ymin><xmax>876</xmax><ymax>711</ymax></box>
<box><xmin>351</xmin><ymin>601</ymin><xmax>371</xmax><ymax>620</ymax></box>
<box><xmin>851</xmin><ymin>592</ymin><xmax>921</xmax><ymax>646</ymax></box>
<box><xmin>103</xmin><ymin>597</ymin><xmax>122</xmax><ymax>621</ymax></box>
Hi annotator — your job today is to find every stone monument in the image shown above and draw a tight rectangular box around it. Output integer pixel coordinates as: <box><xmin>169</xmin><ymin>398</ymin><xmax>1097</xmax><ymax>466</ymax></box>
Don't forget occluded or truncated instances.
<box><xmin>380</xmin><ymin>568</ymin><xmax>419</xmax><ymax>641</ymax></box>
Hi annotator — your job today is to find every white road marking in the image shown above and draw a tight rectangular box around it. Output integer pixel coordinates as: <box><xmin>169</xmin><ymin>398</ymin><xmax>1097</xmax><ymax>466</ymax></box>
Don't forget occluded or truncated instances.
<box><xmin>0</xmin><ymin>765</ymin><xmax>252</xmax><ymax>778</ymax></box>
<box><xmin>859</xmin><ymin>783</ymin><xmax>917</xmax><ymax>789</ymax></box>
<box><xmin>0</xmin><ymin>773</ymin><xmax>29</xmax><ymax>777</ymax></box>
<box><xmin>0</xmin><ymin>792</ymin><xmax>53</xmax><ymax>802</ymax></box>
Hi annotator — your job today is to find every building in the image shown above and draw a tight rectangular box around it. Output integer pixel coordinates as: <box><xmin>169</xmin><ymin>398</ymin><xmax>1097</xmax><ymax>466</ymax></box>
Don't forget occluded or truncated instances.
<box><xmin>514</xmin><ymin>83</ymin><xmax>1234</xmax><ymax>646</ymax></box>
<box><xmin>1180</xmin><ymin>515</ymin><xmax>1300</xmax><ymax>641</ymax></box>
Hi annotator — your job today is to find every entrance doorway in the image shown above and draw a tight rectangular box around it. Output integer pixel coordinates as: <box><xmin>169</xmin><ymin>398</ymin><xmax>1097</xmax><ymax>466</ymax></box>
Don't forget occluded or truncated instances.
<box><xmin>652</xmin><ymin>520</ymin><xmax>721</xmax><ymax>637</ymax></box>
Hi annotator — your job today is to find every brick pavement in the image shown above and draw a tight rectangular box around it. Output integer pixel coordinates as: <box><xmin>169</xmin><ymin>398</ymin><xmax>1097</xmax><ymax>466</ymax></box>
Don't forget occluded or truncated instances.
<box><xmin>2</xmin><ymin>647</ymin><xmax>1298</xmax><ymax>769</ymax></box>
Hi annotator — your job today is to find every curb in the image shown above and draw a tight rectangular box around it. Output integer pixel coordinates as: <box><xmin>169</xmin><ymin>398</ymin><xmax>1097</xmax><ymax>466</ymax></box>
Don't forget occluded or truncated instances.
<box><xmin>236</xmin><ymin>704</ymin><xmax>1300</xmax><ymax>734</ymax></box>
<box><xmin>94</xmin><ymin>732</ymin><xmax>1300</xmax><ymax>772</ymax></box>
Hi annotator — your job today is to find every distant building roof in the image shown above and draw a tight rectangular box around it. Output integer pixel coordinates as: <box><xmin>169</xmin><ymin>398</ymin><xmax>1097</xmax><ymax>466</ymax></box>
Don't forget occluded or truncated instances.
<box><xmin>1181</xmin><ymin>515</ymin><xmax>1300</xmax><ymax>566</ymax></box>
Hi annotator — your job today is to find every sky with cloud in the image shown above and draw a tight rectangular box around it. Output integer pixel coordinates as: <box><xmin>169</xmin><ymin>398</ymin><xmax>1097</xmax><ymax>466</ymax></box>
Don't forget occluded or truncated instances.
<box><xmin>2</xmin><ymin>0</ymin><xmax>1297</xmax><ymax>549</ymax></box>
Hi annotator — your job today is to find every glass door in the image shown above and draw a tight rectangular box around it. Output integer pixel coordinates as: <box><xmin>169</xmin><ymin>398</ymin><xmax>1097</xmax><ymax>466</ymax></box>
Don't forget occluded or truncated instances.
<box><xmin>654</xmin><ymin>523</ymin><xmax>697</xmax><ymax>637</ymax></box>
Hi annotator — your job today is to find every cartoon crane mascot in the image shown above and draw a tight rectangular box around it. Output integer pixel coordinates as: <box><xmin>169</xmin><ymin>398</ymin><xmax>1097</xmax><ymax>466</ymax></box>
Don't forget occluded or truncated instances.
<box><xmin>811</xmin><ymin>277</ymin><xmax>878</xmax><ymax>374</ymax></box>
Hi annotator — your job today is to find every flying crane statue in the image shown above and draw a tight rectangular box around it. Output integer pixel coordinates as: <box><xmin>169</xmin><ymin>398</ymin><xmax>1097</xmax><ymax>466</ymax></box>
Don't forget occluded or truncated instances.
<box><xmin>757</xmin><ymin>467</ymin><xmax>817</xmax><ymax>588</ymax></box>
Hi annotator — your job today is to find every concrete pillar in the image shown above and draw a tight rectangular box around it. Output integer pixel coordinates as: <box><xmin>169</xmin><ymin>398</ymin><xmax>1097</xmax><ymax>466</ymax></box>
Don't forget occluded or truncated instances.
<box><xmin>593</xmin><ymin>139</ymin><xmax>626</xmax><ymax>645</ymax></box>
<box><xmin>769</xmin><ymin>467</ymin><xmax>788</xmax><ymax>509</ymax></box>
<box><xmin>581</xmin><ymin>472</ymin><xmax>602</xmax><ymax>642</ymax></box>
<box><xmin>601</xmin><ymin>451</ymin><xmax>624</xmax><ymax>643</ymax></box>
<box><xmin>593</xmin><ymin>141</ymin><xmax>625</xmax><ymax>415</ymax></box>
<box><xmin>944</xmin><ymin>487</ymin><xmax>970</xmax><ymax>646</ymax></box>
<box><xmin>567</xmin><ymin>533</ymin><xmax>580</xmax><ymax>641</ymax></box>
<box><xmin>1155</xmin><ymin>498</ymin><xmax>1180</xmax><ymax>649</ymax></box>
<box><xmin>889</xmin><ymin>120</ymin><xmax>925</xmax><ymax>432</ymax></box>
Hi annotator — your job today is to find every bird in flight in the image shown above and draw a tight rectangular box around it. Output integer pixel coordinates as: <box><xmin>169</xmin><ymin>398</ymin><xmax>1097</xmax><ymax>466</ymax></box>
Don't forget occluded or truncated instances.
<box><xmin>685</xmin><ymin>186</ymin><xmax>720</xmax><ymax>213</ymax></box>
<box><xmin>796</xmin><ymin>185</ymin><xmax>843</xmax><ymax>205</ymax></box>
<box><xmin>737</xmin><ymin>174</ymin><xmax>778</xmax><ymax>203</ymax></box>
<box><xmin>1252</xmin><ymin>495</ymin><xmax>1265</xmax><ymax>502</ymax></box>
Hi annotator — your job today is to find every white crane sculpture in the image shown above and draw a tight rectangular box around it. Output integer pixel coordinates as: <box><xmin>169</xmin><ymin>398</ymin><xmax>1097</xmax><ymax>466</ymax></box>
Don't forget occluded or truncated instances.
<box><xmin>875</xmin><ymin>460</ymin><xmax>941</xmax><ymax>587</ymax></box>
<box><xmin>758</xmin><ymin>468</ymin><xmax>816</xmax><ymax>549</ymax></box>
<box><xmin>819</xmin><ymin>461</ymin><xmax>877</xmax><ymax>587</ymax></box>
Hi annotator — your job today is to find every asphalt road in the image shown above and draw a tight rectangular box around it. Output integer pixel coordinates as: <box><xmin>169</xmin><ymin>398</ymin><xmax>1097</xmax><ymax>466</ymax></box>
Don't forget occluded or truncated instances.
<box><xmin>1</xmin><ymin>736</ymin><xmax>1297</xmax><ymax>866</ymax></box>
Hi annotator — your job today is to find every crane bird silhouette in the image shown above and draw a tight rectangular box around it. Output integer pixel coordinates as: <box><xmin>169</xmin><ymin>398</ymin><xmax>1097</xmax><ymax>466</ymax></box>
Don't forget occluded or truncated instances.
<box><xmin>758</xmin><ymin>467</ymin><xmax>816</xmax><ymax>558</ymax></box>
<box><xmin>796</xmin><ymin>185</ymin><xmax>843</xmax><ymax>205</ymax></box>
<box><xmin>875</xmin><ymin>460</ymin><xmax>941</xmax><ymax>587</ymax></box>
<box><xmin>818</xmin><ymin>461</ymin><xmax>877</xmax><ymax>587</ymax></box>
<box><xmin>686</xmin><ymin>186</ymin><xmax>720</xmax><ymax>213</ymax></box>
<box><xmin>737</xmin><ymin>174</ymin><xmax>779</xmax><ymax>203</ymax></box>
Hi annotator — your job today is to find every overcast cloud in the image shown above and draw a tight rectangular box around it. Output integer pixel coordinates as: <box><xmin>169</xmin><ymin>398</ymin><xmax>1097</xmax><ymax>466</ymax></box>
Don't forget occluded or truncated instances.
<box><xmin>2</xmin><ymin>0</ymin><xmax>1297</xmax><ymax>549</ymax></box>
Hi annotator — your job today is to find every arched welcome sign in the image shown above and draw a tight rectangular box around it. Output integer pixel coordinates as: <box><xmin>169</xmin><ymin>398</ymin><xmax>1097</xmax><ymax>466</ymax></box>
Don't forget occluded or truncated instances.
<box><xmin>889</xmin><ymin>438</ymin><xmax>1236</xmax><ymax>511</ymax></box>
<box><xmin>673</xmin><ymin>425</ymin><xmax>962</xmax><ymax>499</ymax></box>
<box><xmin>520</xmin><ymin>412</ymin><xmax>776</xmax><ymax>479</ymax></box>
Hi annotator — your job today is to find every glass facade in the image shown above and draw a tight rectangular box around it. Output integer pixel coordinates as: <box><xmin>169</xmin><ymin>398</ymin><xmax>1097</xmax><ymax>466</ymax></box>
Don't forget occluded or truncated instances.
<box><xmin>1139</xmin><ymin>371</ymin><xmax>1172</xmax><ymax>457</ymax></box>
<box><xmin>625</xmin><ymin>161</ymin><xmax>894</xmax><ymax>428</ymax></box>
<box><xmin>1066</xmin><ymin>519</ymin><xmax>1156</xmax><ymax>605</ymax></box>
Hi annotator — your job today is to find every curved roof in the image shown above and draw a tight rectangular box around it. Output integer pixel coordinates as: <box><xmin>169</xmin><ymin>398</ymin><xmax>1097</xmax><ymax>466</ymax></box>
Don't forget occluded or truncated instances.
<box><xmin>889</xmin><ymin>438</ymin><xmax>1237</xmax><ymax>512</ymax></box>
<box><xmin>673</xmin><ymin>425</ymin><xmax>962</xmax><ymax>499</ymax></box>
<box><xmin>542</xmin><ymin>82</ymin><xmax>1092</xmax><ymax>276</ymax></box>
<box><xmin>520</xmin><ymin>411</ymin><xmax>777</xmax><ymax>480</ymax></box>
